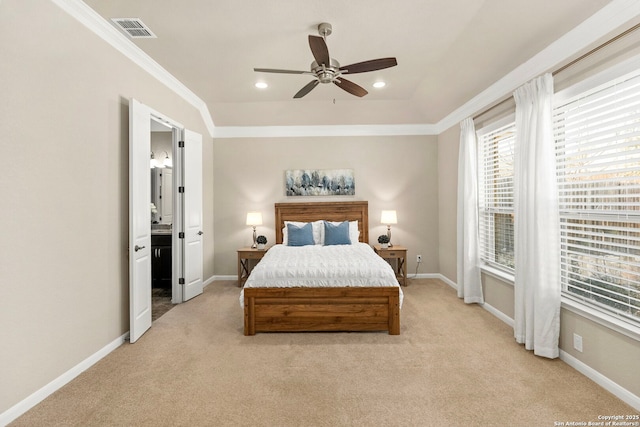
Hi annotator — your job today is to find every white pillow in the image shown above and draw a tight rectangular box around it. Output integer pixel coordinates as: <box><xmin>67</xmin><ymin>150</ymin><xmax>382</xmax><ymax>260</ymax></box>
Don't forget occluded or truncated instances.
<box><xmin>282</xmin><ymin>221</ymin><xmax>323</xmax><ymax>245</ymax></box>
<box><xmin>320</xmin><ymin>220</ymin><xmax>359</xmax><ymax>244</ymax></box>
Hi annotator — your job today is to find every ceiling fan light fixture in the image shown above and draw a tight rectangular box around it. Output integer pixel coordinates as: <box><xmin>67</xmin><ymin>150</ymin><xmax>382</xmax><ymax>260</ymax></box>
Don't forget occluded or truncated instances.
<box><xmin>254</xmin><ymin>81</ymin><xmax>268</xmax><ymax>89</ymax></box>
<box><xmin>373</xmin><ymin>81</ymin><xmax>386</xmax><ymax>88</ymax></box>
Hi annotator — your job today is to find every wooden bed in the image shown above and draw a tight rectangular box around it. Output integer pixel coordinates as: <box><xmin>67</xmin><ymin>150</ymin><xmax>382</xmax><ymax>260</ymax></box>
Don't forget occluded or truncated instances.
<box><xmin>243</xmin><ymin>201</ymin><xmax>400</xmax><ymax>335</ymax></box>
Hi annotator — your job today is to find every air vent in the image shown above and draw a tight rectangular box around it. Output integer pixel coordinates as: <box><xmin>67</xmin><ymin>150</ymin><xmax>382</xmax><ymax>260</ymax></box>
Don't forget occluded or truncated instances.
<box><xmin>111</xmin><ymin>18</ymin><xmax>157</xmax><ymax>39</ymax></box>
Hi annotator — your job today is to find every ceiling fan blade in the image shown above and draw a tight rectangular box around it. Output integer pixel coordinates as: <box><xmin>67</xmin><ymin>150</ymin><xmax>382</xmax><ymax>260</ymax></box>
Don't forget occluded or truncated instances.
<box><xmin>254</xmin><ymin>68</ymin><xmax>311</xmax><ymax>75</ymax></box>
<box><xmin>308</xmin><ymin>35</ymin><xmax>330</xmax><ymax>66</ymax></box>
<box><xmin>339</xmin><ymin>57</ymin><xmax>398</xmax><ymax>74</ymax></box>
<box><xmin>333</xmin><ymin>78</ymin><xmax>368</xmax><ymax>97</ymax></box>
<box><xmin>293</xmin><ymin>80</ymin><xmax>319</xmax><ymax>98</ymax></box>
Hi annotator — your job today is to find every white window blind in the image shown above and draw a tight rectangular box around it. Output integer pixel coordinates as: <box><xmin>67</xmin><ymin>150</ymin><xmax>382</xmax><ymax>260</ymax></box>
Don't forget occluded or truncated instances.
<box><xmin>554</xmin><ymin>70</ymin><xmax>640</xmax><ymax>322</ymax></box>
<box><xmin>477</xmin><ymin>120</ymin><xmax>516</xmax><ymax>272</ymax></box>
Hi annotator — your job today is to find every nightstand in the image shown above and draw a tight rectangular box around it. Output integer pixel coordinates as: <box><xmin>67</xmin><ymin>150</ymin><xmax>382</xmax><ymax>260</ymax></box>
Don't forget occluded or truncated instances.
<box><xmin>237</xmin><ymin>247</ymin><xmax>269</xmax><ymax>287</ymax></box>
<box><xmin>373</xmin><ymin>245</ymin><xmax>407</xmax><ymax>286</ymax></box>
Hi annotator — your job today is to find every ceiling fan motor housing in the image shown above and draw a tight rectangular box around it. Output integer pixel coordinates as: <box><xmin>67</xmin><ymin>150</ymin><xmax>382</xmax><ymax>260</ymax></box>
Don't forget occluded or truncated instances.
<box><xmin>311</xmin><ymin>59</ymin><xmax>341</xmax><ymax>83</ymax></box>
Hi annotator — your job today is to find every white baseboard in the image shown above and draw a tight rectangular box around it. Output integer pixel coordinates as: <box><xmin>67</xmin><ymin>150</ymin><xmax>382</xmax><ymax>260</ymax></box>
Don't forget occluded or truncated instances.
<box><xmin>434</xmin><ymin>273</ymin><xmax>458</xmax><ymax>290</ymax></box>
<box><xmin>483</xmin><ymin>301</ymin><xmax>640</xmax><ymax>411</ymax></box>
<box><xmin>409</xmin><ymin>273</ymin><xmax>441</xmax><ymax>280</ymax></box>
<box><xmin>435</xmin><ymin>274</ymin><xmax>515</xmax><ymax>327</ymax></box>
<box><xmin>434</xmin><ymin>273</ymin><xmax>639</xmax><ymax>410</ymax></box>
<box><xmin>481</xmin><ymin>302</ymin><xmax>515</xmax><ymax>328</ymax></box>
<box><xmin>2</xmin><ymin>276</ymin><xmax>215</xmax><ymax>425</ymax></box>
<box><xmin>213</xmin><ymin>275</ymin><xmax>239</xmax><ymax>281</ymax></box>
<box><xmin>560</xmin><ymin>350</ymin><xmax>640</xmax><ymax>411</ymax></box>
<box><xmin>0</xmin><ymin>332</ymin><xmax>128</xmax><ymax>426</ymax></box>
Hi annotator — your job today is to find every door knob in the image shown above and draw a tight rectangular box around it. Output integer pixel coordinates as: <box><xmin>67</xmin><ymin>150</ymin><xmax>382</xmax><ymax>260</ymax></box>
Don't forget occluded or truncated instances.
<box><xmin>134</xmin><ymin>245</ymin><xmax>146</xmax><ymax>252</ymax></box>
<box><xmin>198</xmin><ymin>231</ymin><xmax>204</xmax><ymax>235</ymax></box>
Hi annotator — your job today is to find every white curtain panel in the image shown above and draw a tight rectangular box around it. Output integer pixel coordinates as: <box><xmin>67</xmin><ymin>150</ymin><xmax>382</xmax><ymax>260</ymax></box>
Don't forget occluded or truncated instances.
<box><xmin>456</xmin><ymin>118</ymin><xmax>484</xmax><ymax>304</ymax></box>
<box><xmin>513</xmin><ymin>73</ymin><xmax>561</xmax><ymax>359</ymax></box>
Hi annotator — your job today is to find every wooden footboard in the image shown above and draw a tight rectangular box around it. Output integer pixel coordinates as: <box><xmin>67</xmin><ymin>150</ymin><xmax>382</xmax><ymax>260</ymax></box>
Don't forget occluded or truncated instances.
<box><xmin>243</xmin><ymin>287</ymin><xmax>400</xmax><ymax>335</ymax></box>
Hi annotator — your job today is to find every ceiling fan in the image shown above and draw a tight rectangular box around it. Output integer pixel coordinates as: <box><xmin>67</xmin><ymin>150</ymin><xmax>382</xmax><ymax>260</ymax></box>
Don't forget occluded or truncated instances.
<box><xmin>254</xmin><ymin>23</ymin><xmax>397</xmax><ymax>99</ymax></box>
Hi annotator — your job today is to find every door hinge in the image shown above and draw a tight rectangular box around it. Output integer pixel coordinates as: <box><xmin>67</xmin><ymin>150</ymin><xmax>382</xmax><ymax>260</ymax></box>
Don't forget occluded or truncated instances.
<box><xmin>178</xmin><ymin>186</ymin><xmax>185</xmax><ymax>193</ymax></box>
<box><xmin>179</xmin><ymin>232</ymin><xmax>185</xmax><ymax>239</ymax></box>
<box><xmin>178</xmin><ymin>140</ymin><xmax>184</xmax><ymax>148</ymax></box>
<box><xmin>179</xmin><ymin>278</ymin><xmax>185</xmax><ymax>285</ymax></box>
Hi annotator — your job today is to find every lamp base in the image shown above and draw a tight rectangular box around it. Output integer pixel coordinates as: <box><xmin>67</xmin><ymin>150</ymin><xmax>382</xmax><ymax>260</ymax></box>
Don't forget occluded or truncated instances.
<box><xmin>251</xmin><ymin>226</ymin><xmax>257</xmax><ymax>248</ymax></box>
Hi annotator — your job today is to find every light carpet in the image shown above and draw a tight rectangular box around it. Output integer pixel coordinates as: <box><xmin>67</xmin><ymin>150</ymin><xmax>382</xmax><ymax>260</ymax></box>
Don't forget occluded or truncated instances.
<box><xmin>11</xmin><ymin>279</ymin><xmax>634</xmax><ymax>426</ymax></box>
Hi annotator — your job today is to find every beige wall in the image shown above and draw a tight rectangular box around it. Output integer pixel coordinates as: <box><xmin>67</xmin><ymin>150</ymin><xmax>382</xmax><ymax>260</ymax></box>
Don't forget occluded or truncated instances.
<box><xmin>3</xmin><ymin>0</ymin><xmax>638</xmax><ymax>418</ymax></box>
<box><xmin>0</xmin><ymin>0</ymin><xmax>214</xmax><ymax>413</ymax></box>
<box><xmin>436</xmin><ymin>117</ymin><xmax>640</xmax><ymax>399</ymax></box>
<box><xmin>213</xmin><ymin>135</ymin><xmax>438</xmax><ymax>276</ymax></box>
<box><xmin>481</xmin><ymin>274</ymin><xmax>515</xmax><ymax>319</ymax></box>
<box><xmin>437</xmin><ymin>125</ymin><xmax>460</xmax><ymax>282</ymax></box>
<box><xmin>561</xmin><ymin>310</ymin><xmax>640</xmax><ymax>397</ymax></box>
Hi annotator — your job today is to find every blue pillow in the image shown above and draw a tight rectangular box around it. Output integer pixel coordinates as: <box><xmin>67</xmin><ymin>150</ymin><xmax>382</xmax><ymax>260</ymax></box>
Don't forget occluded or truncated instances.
<box><xmin>323</xmin><ymin>221</ymin><xmax>351</xmax><ymax>245</ymax></box>
<box><xmin>287</xmin><ymin>222</ymin><xmax>315</xmax><ymax>246</ymax></box>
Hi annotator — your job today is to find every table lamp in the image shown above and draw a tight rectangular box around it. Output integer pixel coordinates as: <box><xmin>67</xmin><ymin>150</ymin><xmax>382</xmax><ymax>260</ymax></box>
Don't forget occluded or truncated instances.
<box><xmin>380</xmin><ymin>210</ymin><xmax>397</xmax><ymax>247</ymax></box>
<box><xmin>246</xmin><ymin>212</ymin><xmax>263</xmax><ymax>248</ymax></box>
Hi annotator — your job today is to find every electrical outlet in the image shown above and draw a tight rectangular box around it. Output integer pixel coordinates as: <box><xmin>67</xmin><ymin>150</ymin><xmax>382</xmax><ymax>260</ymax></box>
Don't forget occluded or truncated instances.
<box><xmin>573</xmin><ymin>333</ymin><xmax>583</xmax><ymax>352</ymax></box>
<box><xmin>416</xmin><ymin>254</ymin><xmax>422</xmax><ymax>263</ymax></box>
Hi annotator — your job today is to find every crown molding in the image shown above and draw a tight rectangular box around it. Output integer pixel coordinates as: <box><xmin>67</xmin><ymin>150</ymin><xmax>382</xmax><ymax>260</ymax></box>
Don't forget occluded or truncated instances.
<box><xmin>212</xmin><ymin>124</ymin><xmax>438</xmax><ymax>138</ymax></box>
<box><xmin>51</xmin><ymin>0</ymin><xmax>215</xmax><ymax>137</ymax></box>
<box><xmin>53</xmin><ymin>0</ymin><xmax>640</xmax><ymax>139</ymax></box>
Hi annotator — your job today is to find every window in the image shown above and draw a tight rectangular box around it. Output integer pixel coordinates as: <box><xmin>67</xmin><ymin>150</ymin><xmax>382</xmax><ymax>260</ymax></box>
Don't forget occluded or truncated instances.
<box><xmin>554</xmin><ymin>69</ymin><xmax>640</xmax><ymax>322</ymax></box>
<box><xmin>477</xmin><ymin>119</ymin><xmax>516</xmax><ymax>272</ymax></box>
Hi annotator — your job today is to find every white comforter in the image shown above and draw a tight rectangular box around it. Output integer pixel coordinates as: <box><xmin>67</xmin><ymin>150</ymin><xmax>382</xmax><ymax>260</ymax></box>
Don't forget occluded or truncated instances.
<box><xmin>240</xmin><ymin>243</ymin><xmax>403</xmax><ymax>307</ymax></box>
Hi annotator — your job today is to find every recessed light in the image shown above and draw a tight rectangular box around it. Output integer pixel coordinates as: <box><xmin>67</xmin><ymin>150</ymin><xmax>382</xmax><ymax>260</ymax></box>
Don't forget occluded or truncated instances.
<box><xmin>255</xmin><ymin>82</ymin><xmax>268</xmax><ymax>89</ymax></box>
<box><xmin>373</xmin><ymin>81</ymin><xmax>386</xmax><ymax>88</ymax></box>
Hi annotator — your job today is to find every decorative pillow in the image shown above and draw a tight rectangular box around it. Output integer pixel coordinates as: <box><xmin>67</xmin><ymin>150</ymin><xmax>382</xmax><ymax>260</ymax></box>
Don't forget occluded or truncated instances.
<box><xmin>283</xmin><ymin>221</ymin><xmax>323</xmax><ymax>245</ymax></box>
<box><xmin>320</xmin><ymin>220</ymin><xmax>359</xmax><ymax>244</ymax></box>
<box><xmin>323</xmin><ymin>221</ymin><xmax>351</xmax><ymax>245</ymax></box>
<box><xmin>286</xmin><ymin>222</ymin><xmax>315</xmax><ymax>246</ymax></box>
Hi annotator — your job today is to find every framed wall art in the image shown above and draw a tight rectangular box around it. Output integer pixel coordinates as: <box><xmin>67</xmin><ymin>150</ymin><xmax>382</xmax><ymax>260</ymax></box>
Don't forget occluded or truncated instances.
<box><xmin>285</xmin><ymin>169</ymin><xmax>355</xmax><ymax>196</ymax></box>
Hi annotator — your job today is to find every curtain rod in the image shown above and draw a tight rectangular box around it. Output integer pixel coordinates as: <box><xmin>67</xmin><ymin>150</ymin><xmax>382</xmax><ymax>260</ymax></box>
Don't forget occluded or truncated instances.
<box><xmin>473</xmin><ymin>21</ymin><xmax>640</xmax><ymax>121</ymax></box>
<box><xmin>552</xmin><ymin>21</ymin><xmax>640</xmax><ymax>76</ymax></box>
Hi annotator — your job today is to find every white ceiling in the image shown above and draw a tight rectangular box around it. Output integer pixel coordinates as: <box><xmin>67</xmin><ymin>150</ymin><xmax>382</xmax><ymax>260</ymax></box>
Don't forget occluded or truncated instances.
<box><xmin>82</xmin><ymin>0</ymin><xmax>614</xmax><ymax>128</ymax></box>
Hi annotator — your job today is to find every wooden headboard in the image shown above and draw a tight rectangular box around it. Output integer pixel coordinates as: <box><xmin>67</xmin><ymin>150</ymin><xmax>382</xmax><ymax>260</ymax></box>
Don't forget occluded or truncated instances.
<box><xmin>275</xmin><ymin>201</ymin><xmax>369</xmax><ymax>244</ymax></box>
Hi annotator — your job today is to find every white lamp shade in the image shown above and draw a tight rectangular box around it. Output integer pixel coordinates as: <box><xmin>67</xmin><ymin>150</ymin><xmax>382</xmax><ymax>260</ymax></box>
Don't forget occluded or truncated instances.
<box><xmin>246</xmin><ymin>212</ymin><xmax>263</xmax><ymax>226</ymax></box>
<box><xmin>380</xmin><ymin>210</ymin><xmax>397</xmax><ymax>225</ymax></box>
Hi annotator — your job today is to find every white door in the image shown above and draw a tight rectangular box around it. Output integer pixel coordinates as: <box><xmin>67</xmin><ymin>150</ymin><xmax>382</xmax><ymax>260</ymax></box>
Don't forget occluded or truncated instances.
<box><xmin>129</xmin><ymin>99</ymin><xmax>152</xmax><ymax>343</ymax></box>
<box><xmin>182</xmin><ymin>129</ymin><xmax>203</xmax><ymax>301</ymax></box>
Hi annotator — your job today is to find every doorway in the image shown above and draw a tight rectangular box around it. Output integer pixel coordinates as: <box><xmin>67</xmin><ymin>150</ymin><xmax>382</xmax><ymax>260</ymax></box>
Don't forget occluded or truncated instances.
<box><xmin>150</xmin><ymin>118</ymin><xmax>174</xmax><ymax>320</ymax></box>
<box><xmin>129</xmin><ymin>98</ymin><xmax>204</xmax><ymax>342</ymax></box>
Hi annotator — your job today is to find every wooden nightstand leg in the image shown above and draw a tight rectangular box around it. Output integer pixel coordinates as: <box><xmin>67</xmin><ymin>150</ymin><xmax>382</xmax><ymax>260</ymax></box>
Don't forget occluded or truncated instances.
<box><xmin>399</xmin><ymin>257</ymin><xmax>406</xmax><ymax>286</ymax></box>
<box><xmin>238</xmin><ymin>258</ymin><xmax>250</xmax><ymax>287</ymax></box>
